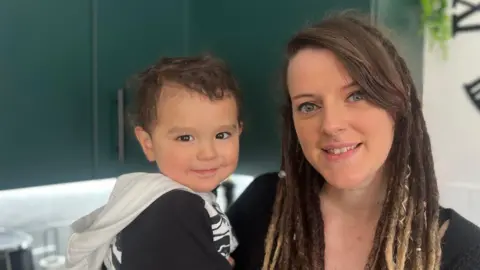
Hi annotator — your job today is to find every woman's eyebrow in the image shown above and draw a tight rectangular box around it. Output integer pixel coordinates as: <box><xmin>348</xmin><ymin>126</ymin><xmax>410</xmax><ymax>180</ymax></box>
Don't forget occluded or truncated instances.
<box><xmin>341</xmin><ymin>81</ymin><xmax>357</xmax><ymax>90</ymax></box>
<box><xmin>291</xmin><ymin>93</ymin><xmax>316</xmax><ymax>101</ymax></box>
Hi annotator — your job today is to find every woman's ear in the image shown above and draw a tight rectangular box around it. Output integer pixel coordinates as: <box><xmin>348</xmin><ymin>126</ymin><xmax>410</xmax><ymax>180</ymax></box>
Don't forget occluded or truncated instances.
<box><xmin>238</xmin><ymin>121</ymin><xmax>244</xmax><ymax>135</ymax></box>
<box><xmin>134</xmin><ymin>126</ymin><xmax>156</xmax><ymax>162</ymax></box>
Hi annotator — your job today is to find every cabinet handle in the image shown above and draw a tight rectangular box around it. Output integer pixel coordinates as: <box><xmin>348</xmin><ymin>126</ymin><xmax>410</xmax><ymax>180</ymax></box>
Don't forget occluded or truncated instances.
<box><xmin>117</xmin><ymin>88</ymin><xmax>125</xmax><ymax>163</ymax></box>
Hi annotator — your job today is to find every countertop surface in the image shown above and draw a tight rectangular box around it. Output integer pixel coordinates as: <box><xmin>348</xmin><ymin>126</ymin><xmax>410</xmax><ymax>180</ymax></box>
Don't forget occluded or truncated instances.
<box><xmin>0</xmin><ymin>174</ymin><xmax>254</xmax><ymax>231</ymax></box>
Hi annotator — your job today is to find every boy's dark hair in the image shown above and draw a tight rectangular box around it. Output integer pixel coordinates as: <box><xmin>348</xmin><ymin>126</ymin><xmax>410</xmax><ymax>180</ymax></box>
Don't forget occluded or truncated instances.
<box><xmin>129</xmin><ymin>54</ymin><xmax>242</xmax><ymax>132</ymax></box>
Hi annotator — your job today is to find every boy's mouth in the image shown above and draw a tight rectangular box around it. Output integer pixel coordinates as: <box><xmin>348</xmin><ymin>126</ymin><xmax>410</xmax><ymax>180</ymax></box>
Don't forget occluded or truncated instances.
<box><xmin>191</xmin><ymin>168</ymin><xmax>218</xmax><ymax>176</ymax></box>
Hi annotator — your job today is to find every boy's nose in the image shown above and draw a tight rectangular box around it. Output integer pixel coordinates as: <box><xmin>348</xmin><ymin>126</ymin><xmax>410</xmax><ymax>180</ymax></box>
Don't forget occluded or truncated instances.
<box><xmin>197</xmin><ymin>142</ymin><xmax>218</xmax><ymax>160</ymax></box>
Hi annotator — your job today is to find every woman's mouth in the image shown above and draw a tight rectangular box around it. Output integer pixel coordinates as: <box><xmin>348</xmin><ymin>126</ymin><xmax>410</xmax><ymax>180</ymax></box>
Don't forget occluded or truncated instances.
<box><xmin>322</xmin><ymin>143</ymin><xmax>361</xmax><ymax>155</ymax></box>
<box><xmin>322</xmin><ymin>143</ymin><xmax>362</xmax><ymax>161</ymax></box>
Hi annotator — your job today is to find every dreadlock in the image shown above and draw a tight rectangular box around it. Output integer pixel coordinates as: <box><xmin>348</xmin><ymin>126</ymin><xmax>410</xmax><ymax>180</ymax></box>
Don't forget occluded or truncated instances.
<box><xmin>263</xmin><ymin>12</ymin><xmax>441</xmax><ymax>270</ymax></box>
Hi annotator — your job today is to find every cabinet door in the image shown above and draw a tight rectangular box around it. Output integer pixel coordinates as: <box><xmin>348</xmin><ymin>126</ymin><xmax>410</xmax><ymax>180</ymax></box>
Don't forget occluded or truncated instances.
<box><xmin>94</xmin><ymin>0</ymin><xmax>190</xmax><ymax>178</ymax></box>
<box><xmin>0</xmin><ymin>0</ymin><xmax>93</xmax><ymax>189</ymax></box>
<box><xmin>190</xmin><ymin>0</ymin><xmax>370</xmax><ymax>176</ymax></box>
<box><xmin>373</xmin><ymin>0</ymin><xmax>424</xmax><ymax>93</ymax></box>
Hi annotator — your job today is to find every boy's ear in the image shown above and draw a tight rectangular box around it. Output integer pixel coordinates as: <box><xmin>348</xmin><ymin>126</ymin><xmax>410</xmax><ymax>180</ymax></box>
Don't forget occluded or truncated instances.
<box><xmin>134</xmin><ymin>126</ymin><xmax>155</xmax><ymax>162</ymax></box>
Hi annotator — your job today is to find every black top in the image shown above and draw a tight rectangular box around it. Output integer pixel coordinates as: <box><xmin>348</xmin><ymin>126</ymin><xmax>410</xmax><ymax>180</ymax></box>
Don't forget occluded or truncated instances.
<box><xmin>118</xmin><ymin>190</ymin><xmax>232</xmax><ymax>270</ymax></box>
<box><xmin>227</xmin><ymin>172</ymin><xmax>480</xmax><ymax>270</ymax></box>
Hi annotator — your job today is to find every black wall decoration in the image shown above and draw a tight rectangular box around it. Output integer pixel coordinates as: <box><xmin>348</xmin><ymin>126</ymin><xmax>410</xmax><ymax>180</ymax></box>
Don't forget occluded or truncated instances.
<box><xmin>452</xmin><ymin>0</ymin><xmax>480</xmax><ymax>112</ymax></box>
<box><xmin>465</xmin><ymin>77</ymin><xmax>480</xmax><ymax>111</ymax></box>
<box><xmin>452</xmin><ymin>0</ymin><xmax>480</xmax><ymax>36</ymax></box>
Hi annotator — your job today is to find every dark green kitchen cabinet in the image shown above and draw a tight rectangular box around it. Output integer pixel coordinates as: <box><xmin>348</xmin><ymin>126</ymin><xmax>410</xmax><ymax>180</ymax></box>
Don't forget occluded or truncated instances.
<box><xmin>0</xmin><ymin>0</ymin><xmax>94</xmax><ymax>189</ymax></box>
<box><xmin>189</xmin><ymin>0</ymin><xmax>371</xmax><ymax>176</ymax></box>
<box><xmin>373</xmin><ymin>0</ymin><xmax>424</xmax><ymax>94</ymax></box>
<box><xmin>0</xmin><ymin>0</ymin><xmax>424</xmax><ymax>190</ymax></box>
<box><xmin>189</xmin><ymin>0</ymin><xmax>423</xmax><ymax>176</ymax></box>
<box><xmin>93</xmin><ymin>0</ymin><xmax>190</xmax><ymax>178</ymax></box>
<box><xmin>0</xmin><ymin>0</ymin><xmax>189</xmax><ymax>189</ymax></box>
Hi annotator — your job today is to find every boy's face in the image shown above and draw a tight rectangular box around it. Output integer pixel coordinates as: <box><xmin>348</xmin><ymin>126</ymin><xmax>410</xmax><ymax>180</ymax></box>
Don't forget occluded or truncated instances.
<box><xmin>135</xmin><ymin>84</ymin><xmax>242</xmax><ymax>193</ymax></box>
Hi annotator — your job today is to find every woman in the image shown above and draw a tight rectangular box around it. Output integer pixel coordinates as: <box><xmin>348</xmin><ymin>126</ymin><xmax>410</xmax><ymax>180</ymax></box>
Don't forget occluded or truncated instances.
<box><xmin>227</xmin><ymin>12</ymin><xmax>480</xmax><ymax>270</ymax></box>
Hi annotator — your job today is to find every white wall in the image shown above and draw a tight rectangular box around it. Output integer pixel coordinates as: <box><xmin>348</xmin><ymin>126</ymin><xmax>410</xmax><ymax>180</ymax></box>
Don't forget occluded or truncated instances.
<box><xmin>423</xmin><ymin>0</ymin><xmax>480</xmax><ymax>225</ymax></box>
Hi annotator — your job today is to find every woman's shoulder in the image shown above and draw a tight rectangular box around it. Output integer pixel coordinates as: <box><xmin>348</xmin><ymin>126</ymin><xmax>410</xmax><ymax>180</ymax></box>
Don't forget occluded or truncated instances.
<box><xmin>239</xmin><ymin>171</ymin><xmax>280</xmax><ymax>197</ymax></box>
<box><xmin>228</xmin><ymin>171</ymin><xmax>280</xmax><ymax>220</ymax></box>
<box><xmin>242</xmin><ymin>171</ymin><xmax>280</xmax><ymax>192</ymax></box>
<box><xmin>440</xmin><ymin>207</ymin><xmax>480</xmax><ymax>268</ymax></box>
<box><xmin>227</xmin><ymin>172</ymin><xmax>280</xmax><ymax>269</ymax></box>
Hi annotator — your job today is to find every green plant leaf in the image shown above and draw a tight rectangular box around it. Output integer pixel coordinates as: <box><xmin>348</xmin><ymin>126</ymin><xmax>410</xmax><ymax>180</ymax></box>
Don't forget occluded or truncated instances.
<box><xmin>420</xmin><ymin>0</ymin><xmax>451</xmax><ymax>59</ymax></box>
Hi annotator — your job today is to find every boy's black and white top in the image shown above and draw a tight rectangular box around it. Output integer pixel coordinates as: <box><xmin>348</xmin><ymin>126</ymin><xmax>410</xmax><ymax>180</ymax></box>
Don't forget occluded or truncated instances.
<box><xmin>65</xmin><ymin>173</ymin><xmax>237</xmax><ymax>270</ymax></box>
<box><xmin>107</xmin><ymin>190</ymin><xmax>237</xmax><ymax>270</ymax></box>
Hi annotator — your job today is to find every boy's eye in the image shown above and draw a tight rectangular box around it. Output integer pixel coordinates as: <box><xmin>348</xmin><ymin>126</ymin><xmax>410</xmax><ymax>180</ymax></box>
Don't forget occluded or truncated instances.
<box><xmin>177</xmin><ymin>135</ymin><xmax>194</xmax><ymax>142</ymax></box>
<box><xmin>297</xmin><ymin>102</ymin><xmax>319</xmax><ymax>114</ymax></box>
<box><xmin>216</xmin><ymin>132</ymin><xmax>231</xmax><ymax>140</ymax></box>
<box><xmin>347</xmin><ymin>90</ymin><xmax>366</xmax><ymax>102</ymax></box>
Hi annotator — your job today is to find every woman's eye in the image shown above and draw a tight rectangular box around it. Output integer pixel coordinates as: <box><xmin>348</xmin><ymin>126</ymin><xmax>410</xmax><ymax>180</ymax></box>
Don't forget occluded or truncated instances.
<box><xmin>297</xmin><ymin>103</ymin><xmax>318</xmax><ymax>113</ymax></box>
<box><xmin>347</xmin><ymin>91</ymin><xmax>366</xmax><ymax>102</ymax></box>
<box><xmin>216</xmin><ymin>132</ymin><xmax>231</xmax><ymax>140</ymax></box>
<box><xmin>176</xmin><ymin>135</ymin><xmax>194</xmax><ymax>142</ymax></box>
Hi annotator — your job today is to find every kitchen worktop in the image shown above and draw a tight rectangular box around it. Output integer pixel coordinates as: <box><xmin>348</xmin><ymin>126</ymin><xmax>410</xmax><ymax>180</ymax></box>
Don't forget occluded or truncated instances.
<box><xmin>0</xmin><ymin>174</ymin><xmax>254</xmax><ymax>229</ymax></box>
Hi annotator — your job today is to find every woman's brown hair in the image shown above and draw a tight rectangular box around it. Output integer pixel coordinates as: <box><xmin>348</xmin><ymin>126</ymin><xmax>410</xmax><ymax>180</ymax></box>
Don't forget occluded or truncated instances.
<box><xmin>263</xmin><ymin>12</ymin><xmax>441</xmax><ymax>270</ymax></box>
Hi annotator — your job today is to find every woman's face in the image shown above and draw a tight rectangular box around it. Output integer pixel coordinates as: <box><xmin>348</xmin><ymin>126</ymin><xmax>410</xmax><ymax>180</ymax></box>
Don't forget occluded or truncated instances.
<box><xmin>287</xmin><ymin>48</ymin><xmax>394</xmax><ymax>190</ymax></box>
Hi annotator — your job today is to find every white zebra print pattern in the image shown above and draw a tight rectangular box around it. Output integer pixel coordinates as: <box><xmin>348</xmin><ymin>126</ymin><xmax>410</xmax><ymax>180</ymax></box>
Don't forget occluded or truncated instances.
<box><xmin>204</xmin><ymin>200</ymin><xmax>238</xmax><ymax>257</ymax></box>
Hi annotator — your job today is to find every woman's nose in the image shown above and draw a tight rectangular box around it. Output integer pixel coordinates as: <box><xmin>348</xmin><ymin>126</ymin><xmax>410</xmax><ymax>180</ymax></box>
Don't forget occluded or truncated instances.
<box><xmin>320</xmin><ymin>104</ymin><xmax>347</xmax><ymax>136</ymax></box>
